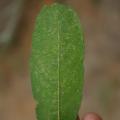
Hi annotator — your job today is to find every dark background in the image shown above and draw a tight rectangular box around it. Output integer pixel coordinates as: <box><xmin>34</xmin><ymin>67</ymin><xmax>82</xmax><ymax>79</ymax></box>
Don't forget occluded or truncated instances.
<box><xmin>0</xmin><ymin>0</ymin><xmax>120</xmax><ymax>120</ymax></box>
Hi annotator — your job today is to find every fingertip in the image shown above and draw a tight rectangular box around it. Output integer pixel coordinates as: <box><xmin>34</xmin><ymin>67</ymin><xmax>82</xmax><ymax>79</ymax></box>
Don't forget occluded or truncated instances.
<box><xmin>81</xmin><ymin>112</ymin><xmax>102</xmax><ymax>120</ymax></box>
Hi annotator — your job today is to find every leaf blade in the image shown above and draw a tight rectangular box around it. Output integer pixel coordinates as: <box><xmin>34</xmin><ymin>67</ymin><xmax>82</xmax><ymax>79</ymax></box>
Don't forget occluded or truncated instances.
<box><xmin>31</xmin><ymin>3</ymin><xmax>84</xmax><ymax>120</ymax></box>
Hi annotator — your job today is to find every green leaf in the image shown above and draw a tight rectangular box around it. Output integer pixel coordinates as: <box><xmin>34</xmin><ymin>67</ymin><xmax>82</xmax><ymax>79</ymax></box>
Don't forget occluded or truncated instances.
<box><xmin>31</xmin><ymin>3</ymin><xmax>84</xmax><ymax>120</ymax></box>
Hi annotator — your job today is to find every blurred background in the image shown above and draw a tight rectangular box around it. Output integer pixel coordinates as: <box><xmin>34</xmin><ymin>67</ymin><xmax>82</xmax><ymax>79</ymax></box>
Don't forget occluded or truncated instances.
<box><xmin>0</xmin><ymin>0</ymin><xmax>120</xmax><ymax>120</ymax></box>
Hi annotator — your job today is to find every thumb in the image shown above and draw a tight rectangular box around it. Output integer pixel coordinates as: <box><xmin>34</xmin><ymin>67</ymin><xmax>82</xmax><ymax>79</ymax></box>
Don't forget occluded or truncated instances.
<box><xmin>77</xmin><ymin>112</ymin><xmax>102</xmax><ymax>120</ymax></box>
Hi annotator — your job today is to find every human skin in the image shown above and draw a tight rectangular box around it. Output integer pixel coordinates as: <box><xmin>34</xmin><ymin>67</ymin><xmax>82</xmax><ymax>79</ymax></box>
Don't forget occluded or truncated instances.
<box><xmin>81</xmin><ymin>113</ymin><xmax>102</xmax><ymax>120</ymax></box>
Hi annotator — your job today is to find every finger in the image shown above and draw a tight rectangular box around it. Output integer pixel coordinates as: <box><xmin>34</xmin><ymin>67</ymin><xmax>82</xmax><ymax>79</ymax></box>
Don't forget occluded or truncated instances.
<box><xmin>81</xmin><ymin>112</ymin><xmax>102</xmax><ymax>120</ymax></box>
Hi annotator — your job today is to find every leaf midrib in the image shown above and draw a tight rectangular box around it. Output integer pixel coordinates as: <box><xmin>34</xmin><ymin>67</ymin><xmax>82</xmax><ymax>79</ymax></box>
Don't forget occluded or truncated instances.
<box><xmin>57</xmin><ymin>8</ymin><xmax>60</xmax><ymax>120</ymax></box>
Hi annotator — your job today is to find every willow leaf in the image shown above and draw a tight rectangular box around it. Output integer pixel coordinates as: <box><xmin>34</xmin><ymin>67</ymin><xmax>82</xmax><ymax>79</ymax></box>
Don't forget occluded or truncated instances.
<box><xmin>31</xmin><ymin>3</ymin><xmax>84</xmax><ymax>120</ymax></box>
